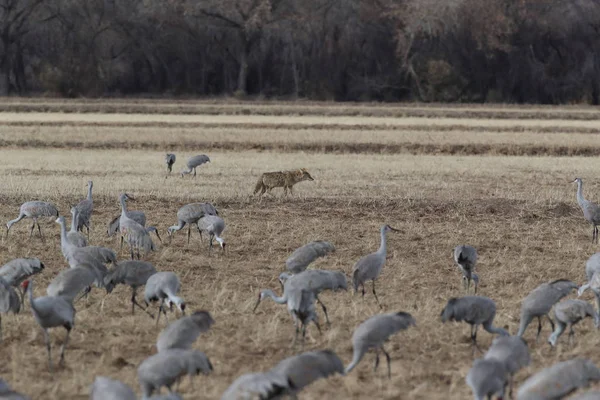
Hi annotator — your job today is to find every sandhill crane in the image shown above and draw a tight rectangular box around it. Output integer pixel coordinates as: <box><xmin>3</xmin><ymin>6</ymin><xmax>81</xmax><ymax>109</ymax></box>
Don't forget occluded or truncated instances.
<box><xmin>441</xmin><ymin>296</ymin><xmax>509</xmax><ymax>352</ymax></box>
<box><xmin>352</xmin><ymin>224</ymin><xmax>399</xmax><ymax>308</ymax></box>
<box><xmin>69</xmin><ymin>207</ymin><xmax>88</xmax><ymax>248</ymax></box>
<box><xmin>573</xmin><ymin>178</ymin><xmax>600</xmax><ymax>243</ymax></box>
<box><xmin>484</xmin><ymin>336</ymin><xmax>530</xmax><ymax>398</ymax></box>
<box><xmin>118</xmin><ymin>193</ymin><xmax>155</xmax><ymax>259</ymax></box>
<box><xmin>572</xmin><ymin>391</ymin><xmax>600</xmax><ymax>400</ymax></box>
<box><xmin>46</xmin><ymin>267</ymin><xmax>98</xmax><ymax>304</ymax></box>
<box><xmin>517</xmin><ymin>359</ymin><xmax>600</xmax><ymax>400</ymax></box>
<box><xmin>0</xmin><ymin>277</ymin><xmax>20</xmax><ymax>340</ymax></box>
<box><xmin>254</xmin><ymin>286</ymin><xmax>320</xmax><ymax>348</ymax></box>
<box><xmin>221</xmin><ymin>371</ymin><xmax>290</xmax><ymax>400</ymax></box>
<box><xmin>6</xmin><ymin>201</ymin><xmax>58</xmax><ymax>239</ymax></box>
<box><xmin>548</xmin><ymin>299</ymin><xmax>599</xmax><ymax>347</ymax></box>
<box><xmin>517</xmin><ymin>279</ymin><xmax>578</xmax><ymax>341</ymax></box>
<box><xmin>579</xmin><ymin>270</ymin><xmax>600</xmax><ymax>311</ymax></box>
<box><xmin>144</xmin><ymin>272</ymin><xmax>185</xmax><ymax>326</ymax></box>
<box><xmin>466</xmin><ymin>358</ymin><xmax>508</xmax><ymax>400</ymax></box>
<box><xmin>345</xmin><ymin>312</ymin><xmax>416</xmax><ymax>378</ymax></box>
<box><xmin>180</xmin><ymin>154</ymin><xmax>210</xmax><ymax>178</ymax></box>
<box><xmin>104</xmin><ymin>260</ymin><xmax>157</xmax><ymax>316</ymax></box>
<box><xmin>286</xmin><ymin>241</ymin><xmax>336</xmax><ymax>274</ymax></box>
<box><xmin>585</xmin><ymin>252</ymin><xmax>600</xmax><ymax>281</ymax></box>
<box><xmin>157</xmin><ymin>310</ymin><xmax>215</xmax><ymax>352</ymax></box>
<box><xmin>167</xmin><ymin>202</ymin><xmax>218</xmax><ymax>245</ymax></box>
<box><xmin>197</xmin><ymin>215</ymin><xmax>226</xmax><ymax>251</ymax></box>
<box><xmin>165</xmin><ymin>153</ymin><xmax>176</xmax><ymax>176</ymax></box>
<box><xmin>24</xmin><ymin>279</ymin><xmax>75</xmax><ymax>372</ymax></box>
<box><xmin>0</xmin><ymin>258</ymin><xmax>44</xmax><ymax>306</ymax></box>
<box><xmin>90</xmin><ymin>376</ymin><xmax>136</xmax><ymax>400</ymax></box>
<box><xmin>278</xmin><ymin>269</ymin><xmax>347</xmax><ymax>325</ymax></box>
<box><xmin>454</xmin><ymin>245</ymin><xmax>479</xmax><ymax>294</ymax></box>
<box><xmin>107</xmin><ymin>211</ymin><xmax>161</xmax><ymax>246</ymax></box>
<box><xmin>137</xmin><ymin>349</ymin><xmax>212</xmax><ymax>398</ymax></box>
<box><xmin>75</xmin><ymin>181</ymin><xmax>93</xmax><ymax>236</ymax></box>
<box><xmin>0</xmin><ymin>378</ymin><xmax>30</xmax><ymax>399</ymax></box>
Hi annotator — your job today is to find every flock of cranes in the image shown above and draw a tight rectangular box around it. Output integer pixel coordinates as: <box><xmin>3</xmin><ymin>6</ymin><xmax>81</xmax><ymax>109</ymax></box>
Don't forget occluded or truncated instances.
<box><xmin>2</xmin><ymin>157</ymin><xmax>600</xmax><ymax>399</ymax></box>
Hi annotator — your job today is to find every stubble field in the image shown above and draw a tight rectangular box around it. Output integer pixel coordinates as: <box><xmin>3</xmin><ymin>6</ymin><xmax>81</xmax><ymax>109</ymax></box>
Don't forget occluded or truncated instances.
<box><xmin>1</xmin><ymin>100</ymin><xmax>600</xmax><ymax>399</ymax></box>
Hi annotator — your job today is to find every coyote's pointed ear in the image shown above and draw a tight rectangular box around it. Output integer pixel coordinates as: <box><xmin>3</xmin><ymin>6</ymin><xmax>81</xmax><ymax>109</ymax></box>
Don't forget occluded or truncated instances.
<box><xmin>301</xmin><ymin>168</ymin><xmax>307</xmax><ymax>172</ymax></box>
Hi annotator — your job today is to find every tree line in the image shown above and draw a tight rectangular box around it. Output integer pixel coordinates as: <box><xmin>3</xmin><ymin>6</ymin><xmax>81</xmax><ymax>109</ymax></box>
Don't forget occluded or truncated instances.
<box><xmin>2</xmin><ymin>0</ymin><xmax>600</xmax><ymax>103</ymax></box>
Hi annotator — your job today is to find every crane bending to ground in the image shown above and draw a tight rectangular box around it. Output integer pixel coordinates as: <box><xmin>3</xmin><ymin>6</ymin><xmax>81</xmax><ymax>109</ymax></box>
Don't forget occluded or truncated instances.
<box><xmin>167</xmin><ymin>202</ymin><xmax>219</xmax><ymax>245</ymax></box>
<box><xmin>104</xmin><ymin>260</ymin><xmax>157</xmax><ymax>317</ymax></box>
<box><xmin>466</xmin><ymin>358</ymin><xmax>508</xmax><ymax>400</ymax></box>
<box><xmin>352</xmin><ymin>224</ymin><xmax>400</xmax><ymax>308</ymax></box>
<box><xmin>6</xmin><ymin>201</ymin><xmax>59</xmax><ymax>240</ymax></box>
<box><xmin>0</xmin><ymin>258</ymin><xmax>45</xmax><ymax>307</ymax></box>
<box><xmin>180</xmin><ymin>154</ymin><xmax>210</xmax><ymax>178</ymax></box>
<box><xmin>144</xmin><ymin>271</ymin><xmax>185</xmax><ymax>325</ymax></box>
<box><xmin>197</xmin><ymin>215</ymin><xmax>226</xmax><ymax>251</ymax></box>
<box><xmin>156</xmin><ymin>310</ymin><xmax>215</xmax><ymax>352</ymax></box>
<box><xmin>285</xmin><ymin>241</ymin><xmax>336</xmax><ymax>274</ymax></box>
<box><xmin>0</xmin><ymin>277</ymin><xmax>20</xmax><ymax>341</ymax></box>
<box><xmin>548</xmin><ymin>299</ymin><xmax>599</xmax><ymax>347</ymax></box>
<box><xmin>484</xmin><ymin>335</ymin><xmax>530</xmax><ymax>398</ymax></box>
<box><xmin>453</xmin><ymin>245</ymin><xmax>479</xmax><ymax>294</ymax></box>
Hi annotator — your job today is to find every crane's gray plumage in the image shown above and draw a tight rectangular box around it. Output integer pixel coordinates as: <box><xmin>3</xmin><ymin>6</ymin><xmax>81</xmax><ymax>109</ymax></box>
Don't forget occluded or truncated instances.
<box><xmin>484</xmin><ymin>336</ymin><xmax>530</xmax><ymax>398</ymax></box>
<box><xmin>454</xmin><ymin>245</ymin><xmax>479</xmax><ymax>294</ymax></box>
<box><xmin>69</xmin><ymin>207</ymin><xmax>88</xmax><ymax>248</ymax></box>
<box><xmin>26</xmin><ymin>279</ymin><xmax>75</xmax><ymax>372</ymax></box>
<box><xmin>585</xmin><ymin>252</ymin><xmax>600</xmax><ymax>282</ymax></box>
<box><xmin>157</xmin><ymin>310</ymin><xmax>215</xmax><ymax>352</ymax></box>
<box><xmin>466</xmin><ymin>358</ymin><xmax>508</xmax><ymax>400</ymax></box>
<box><xmin>107</xmin><ymin>210</ymin><xmax>146</xmax><ymax>237</ymax></box>
<box><xmin>146</xmin><ymin>394</ymin><xmax>183</xmax><ymax>400</ymax></box>
<box><xmin>167</xmin><ymin>202</ymin><xmax>219</xmax><ymax>245</ymax></box>
<box><xmin>180</xmin><ymin>154</ymin><xmax>210</xmax><ymax>178</ymax></box>
<box><xmin>197</xmin><ymin>215</ymin><xmax>226</xmax><ymax>250</ymax></box>
<box><xmin>517</xmin><ymin>279</ymin><xmax>578</xmax><ymax>341</ymax></box>
<box><xmin>137</xmin><ymin>349</ymin><xmax>212</xmax><ymax>398</ymax></box>
<box><xmin>579</xmin><ymin>269</ymin><xmax>600</xmax><ymax>314</ymax></box>
<box><xmin>548</xmin><ymin>299</ymin><xmax>599</xmax><ymax>347</ymax></box>
<box><xmin>0</xmin><ymin>258</ymin><xmax>44</xmax><ymax>307</ymax></box>
<box><xmin>279</xmin><ymin>269</ymin><xmax>347</xmax><ymax>325</ymax></box>
<box><xmin>103</xmin><ymin>260</ymin><xmax>157</xmax><ymax>316</ymax></box>
<box><xmin>46</xmin><ymin>266</ymin><xmax>98</xmax><ymax>304</ymax></box>
<box><xmin>517</xmin><ymin>359</ymin><xmax>600</xmax><ymax>400</ymax></box>
<box><xmin>0</xmin><ymin>277</ymin><xmax>20</xmax><ymax>341</ymax></box>
<box><xmin>0</xmin><ymin>378</ymin><xmax>30</xmax><ymax>400</ymax></box>
<box><xmin>221</xmin><ymin>371</ymin><xmax>290</xmax><ymax>400</ymax></box>
<box><xmin>345</xmin><ymin>312</ymin><xmax>416</xmax><ymax>378</ymax></box>
<box><xmin>90</xmin><ymin>376</ymin><xmax>136</xmax><ymax>400</ymax></box>
<box><xmin>58</xmin><ymin>216</ymin><xmax>117</xmax><ymax>268</ymax></box>
<box><xmin>573</xmin><ymin>178</ymin><xmax>600</xmax><ymax>243</ymax></box>
<box><xmin>571</xmin><ymin>391</ymin><xmax>600</xmax><ymax>400</ymax></box>
<box><xmin>144</xmin><ymin>272</ymin><xmax>185</xmax><ymax>326</ymax></box>
<box><xmin>6</xmin><ymin>201</ymin><xmax>59</xmax><ymax>239</ymax></box>
<box><xmin>352</xmin><ymin>224</ymin><xmax>399</xmax><ymax>308</ymax></box>
<box><xmin>165</xmin><ymin>153</ymin><xmax>176</xmax><ymax>174</ymax></box>
<box><xmin>75</xmin><ymin>181</ymin><xmax>93</xmax><ymax>236</ymax></box>
<box><xmin>118</xmin><ymin>193</ymin><xmax>155</xmax><ymax>260</ymax></box>
<box><xmin>286</xmin><ymin>241</ymin><xmax>336</xmax><ymax>274</ymax></box>
<box><xmin>441</xmin><ymin>296</ymin><xmax>509</xmax><ymax>351</ymax></box>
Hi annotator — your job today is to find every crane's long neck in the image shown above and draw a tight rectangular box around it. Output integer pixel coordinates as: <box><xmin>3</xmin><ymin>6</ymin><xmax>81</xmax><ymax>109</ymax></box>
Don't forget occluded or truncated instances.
<box><xmin>344</xmin><ymin>346</ymin><xmax>365</xmax><ymax>375</ymax></box>
<box><xmin>87</xmin><ymin>184</ymin><xmax>93</xmax><ymax>201</ymax></box>
<box><xmin>27</xmin><ymin>281</ymin><xmax>40</xmax><ymax>315</ymax></box>
<box><xmin>377</xmin><ymin>227</ymin><xmax>387</xmax><ymax>255</ymax></box>
<box><xmin>168</xmin><ymin>220</ymin><xmax>185</xmax><ymax>233</ymax></box>
<box><xmin>70</xmin><ymin>211</ymin><xmax>78</xmax><ymax>232</ymax></box>
<box><xmin>577</xmin><ymin>180</ymin><xmax>586</xmax><ymax>207</ymax></box>
<box><xmin>263</xmin><ymin>289</ymin><xmax>287</xmax><ymax>304</ymax></box>
<box><xmin>59</xmin><ymin>220</ymin><xmax>69</xmax><ymax>242</ymax></box>
<box><xmin>120</xmin><ymin>197</ymin><xmax>129</xmax><ymax>217</ymax></box>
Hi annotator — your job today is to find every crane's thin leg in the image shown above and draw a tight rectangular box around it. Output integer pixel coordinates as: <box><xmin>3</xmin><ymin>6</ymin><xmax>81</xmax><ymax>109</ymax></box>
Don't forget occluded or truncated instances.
<box><xmin>373</xmin><ymin>348</ymin><xmax>380</xmax><ymax>372</ymax></box>
<box><xmin>120</xmin><ymin>235</ymin><xmax>124</xmax><ymax>250</ymax></box>
<box><xmin>59</xmin><ymin>326</ymin><xmax>71</xmax><ymax>366</ymax></box>
<box><xmin>536</xmin><ymin>317</ymin><xmax>543</xmax><ymax>343</ymax></box>
<box><xmin>568</xmin><ymin>324</ymin><xmax>575</xmax><ymax>346</ymax></box>
<box><xmin>380</xmin><ymin>345</ymin><xmax>392</xmax><ymax>379</ymax></box>
<box><xmin>36</xmin><ymin>221</ymin><xmax>43</xmax><ymax>240</ymax></box>
<box><xmin>361</xmin><ymin>284</ymin><xmax>365</xmax><ymax>298</ymax></box>
<box><xmin>156</xmin><ymin>301</ymin><xmax>163</xmax><ymax>326</ymax></box>
<box><xmin>29</xmin><ymin>220</ymin><xmax>36</xmax><ymax>239</ymax></box>
<box><xmin>471</xmin><ymin>325</ymin><xmax>482</xmax><ymax>354</ymax></box>
<box><xmin>313</xmin><ymin>319</ymin><xmax>322</xmax><ymax>336</ymax></box>
<box><xmin>44</xmin><ymin>329</ymin><xmax>53</xmax><ymax>372</ymax></box>
<box><xmin>130</xmin><ymin>246</ymin><xmax>135</xmax><ymax>260</ymax></box>
<box><xmin>508</xmin><ymin>374</ymin><xmax>514</xmax><ymax>399</ymax></box>
<box><xmin>372</xmin><ymin>280</ymin><xmax>382</xmax><ymax>309</ymax></box>
<box><xmin>315</xmin><ymin>295</ymin><xmax>330</xmax><ymax>326</ymax></box>
<box><xmin>196</xmin><ymin>225</ymin><xmax>202</xmax><ymax>241</ymax></box>
<box><xmin>0</xmin><ymin>315</ymin><xmax>2</xmax><ymax>341</ymax></box>
<box><xmin>193</xmin><ymin>168</ymin><xmax>197</xmax><ymax>178</ymax></box>
<box><xmin>132</xmin><ymin>295</ymin><xmax>154</xmax><ymax>319</ymax></box>
<box><xmin>187</xmin><ymin>226</ymin><xmax>191</xmax><ymax>244</ymax></box>
<box><xmin>545</xmin><ymin>314</ymin><xmax>555</xmax><ymax>332</ymax></box>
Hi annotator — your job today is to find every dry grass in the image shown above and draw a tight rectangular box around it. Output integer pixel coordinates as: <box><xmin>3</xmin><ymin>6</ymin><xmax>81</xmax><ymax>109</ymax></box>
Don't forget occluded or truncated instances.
<box><xmin>2</xmin><ymin>102</ymin><xmax>600</xmax><ymax>399</ymax></box>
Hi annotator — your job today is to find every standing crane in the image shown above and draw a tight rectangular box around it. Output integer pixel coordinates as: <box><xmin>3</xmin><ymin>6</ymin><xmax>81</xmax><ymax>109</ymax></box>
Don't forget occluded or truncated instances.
<box><xmin>75</xmin><ymin>180</ymin><xmax>93</xmax><ymax>236</ymax></box>
<box><xmin>441</xmin><ymin>296</ymin><xmax>509</xmax><ymax>352</ymax></box>
<box><xmin>6</xmin><ymin>201</ymin><xmax>58</xmax><ymax>240</ymax></box>
<box><xmin>137</xmin><ymin>349</ymin><xmax>212</xmax><ymax>398</ymax></box>
<box><xmin>345</xmin><ymin>312</ymin><xmax>416</xmax><ymax>378</ymax></box>
<box><xmin>0</xmin><ymin>257</ymin><xmax>44</xmax><ymax>306</ymax></box>
<box><xmin>453</xmin><ymin>245</ymin><xmax>479</xmax><ymax>294</ymax></box>
<box><xmin>579</xmin><ymin>270</ymin><xmax>600</xmax><ymax>313</ymax></box>
<box><xmin>69</xmin><ymin>207</ymin><xmax>88</xmax><ymax>248</ymax></box>
<box><xmin>517</xmin><ymin>279</ymin><xmax>578</xmax><ymax>341</ymax></box>
<box><xmin>167</xmin><ymin>202</ymin><xmax>218</xmax><ymax>245</ymax></box>
<box><xmin>585</xmin><ymin>252</ymin><xmax>600</xmax><ymax>282</ymax></box>
<box><xmin>484</xmin><ymin>336</ymin><xmax>530</xmax><ymax>398</ymax></box>
<box><xmin>144</xmin><ymin>272</ymin><xmax>185</xmax><ymax>326</ymax></box>
<box><xmin>0</xmin><ymin>378</ymin><xmax>30</xmax><ymax>400</ymax></box>
<box><xmin>0</xmin><ymin>277</ymin><xmax>20</xmax><ymax>340</ymax></box>
<box><xmin>517</xmin><ymin>359</ymin><xmax>600</xmax><ymax>400</ymax></box>
<box><xmin>548</xmin><ymin>299</ymin><xmax>599</xmax><ymax>347</ymax></box>
<box><xmin>57</xmin><ymin>216</ymin><xmax>116</xmax><ymax>269</ymax></box>
<box><xmin>180</xmin><ymin>154</ymin><xmax>210</xmax><ymax>178</ymax></box>
<box><xmin>165</xmin><ymin>153</ymin><xmax>176</xmax><ymax>176</ymax></box>
<box><xmin>156</xmin><ymin>310</ymin><xmax>215</xmax><ymax>352</ymax></box>
<box><xmin>107</xmin><ymin>211</ymin><xmax>161</xmax><ymax>245</ymax></box>
<box><xmin>103</xmin><ymin>260</ymin><xmax>157</xmax><ymax>316</ymax></box>
<box><xmin>118</xmin><ymin>193</ymin><xmax>154</xmax><ymax>259</ymax></box>
<box><xmin>278</xmin><ymin>269</ymin><xmax>347</xmax><ymax>325</ymax></box>
<box><xmin>90</xmin><ymin>376</ymin><xmax>136</xmax><ymax>400</ymax></box>
<box><xmin>24</xmin><ymin>279</ymin><xmax>75</xmax><ymax>372</ymax></box>
<box><xmin>352</xmin><ymin>224</ymin><xmax>400</xmax><ymax>308</ymax></box>
<box><xmin>466</xmin><ymin>358</ymin><xmax>508</xmax><ymax>400</ymax></box>
<box><xmin>285</xmin><ymin>241</ymin><xmax>336</xmax><ymax>274</ymax></box>
<box><xmin>197</xmin><ymin>215</ymin><xmax>226</xmax><ymax>251</ymax></box>
<box><xmin>253</xmin><ymin>285</ymin><xmax>321</xmax><ymax>348</ymax></box>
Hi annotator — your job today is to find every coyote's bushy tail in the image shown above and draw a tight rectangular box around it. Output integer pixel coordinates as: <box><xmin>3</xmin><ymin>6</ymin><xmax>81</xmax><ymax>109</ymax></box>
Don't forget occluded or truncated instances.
<box><xmin>254</xmin><ymin>176</ymin><xmax>264</xmax><ymax>194</ymax></box>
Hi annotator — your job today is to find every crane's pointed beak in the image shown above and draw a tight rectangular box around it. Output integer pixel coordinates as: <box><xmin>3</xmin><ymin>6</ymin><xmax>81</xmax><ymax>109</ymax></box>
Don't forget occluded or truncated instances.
<box><xmin>389</xmin><ymin>226</ymin><xmax>400</xmax><ymax>232</ymax></box>
<box><xmin>252</xmin><ymin>293</ymin><xmax>261</xmax><ymax>312</ymax></box>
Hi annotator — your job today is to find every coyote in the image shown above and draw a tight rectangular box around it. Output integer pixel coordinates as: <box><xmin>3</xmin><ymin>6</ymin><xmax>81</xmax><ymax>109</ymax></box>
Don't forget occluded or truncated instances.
<box><xmin>254</xmin><ymin>168</ymin><xmax>315</xmax><ymax>196</ymax></box>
